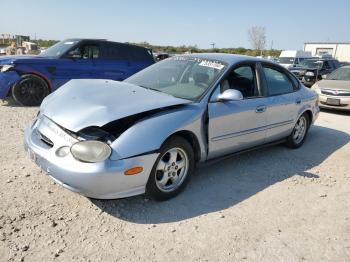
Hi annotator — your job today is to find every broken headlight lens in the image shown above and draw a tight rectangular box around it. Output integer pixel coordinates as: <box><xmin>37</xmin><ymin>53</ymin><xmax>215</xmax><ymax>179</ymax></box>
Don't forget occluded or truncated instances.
<box><xmin>70</xmin><ymin>140</ymin><xmax>112</xmax><ymax>163</ymax></box>
<box><xmin>0</xmin><ymin>65</ymin><xmax>15</xmax><ymax>72</ymax></box>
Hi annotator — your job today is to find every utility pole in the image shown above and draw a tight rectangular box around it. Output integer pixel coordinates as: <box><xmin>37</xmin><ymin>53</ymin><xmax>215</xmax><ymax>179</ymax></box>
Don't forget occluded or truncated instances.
<box><xmin>210</xmin><ymin>43</ymin><xmax>215</xmax><ymax>49</ymax></box>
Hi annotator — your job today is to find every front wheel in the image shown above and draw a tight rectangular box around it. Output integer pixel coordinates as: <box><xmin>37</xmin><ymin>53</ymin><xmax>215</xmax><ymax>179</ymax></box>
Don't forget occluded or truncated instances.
<box><xmin>286</xmin><ymin>113</ymin><xmax>310</xmax><ymax>148</ymax></box>
<box><xmin>146</xmin><ymin>136</ymin><xmax>194</xmax><ymax>201</ymax></box>
<box><xmin>12</xmin><ymin>74</ymin><xmax>49</xmax><ymax>106</ymax></box>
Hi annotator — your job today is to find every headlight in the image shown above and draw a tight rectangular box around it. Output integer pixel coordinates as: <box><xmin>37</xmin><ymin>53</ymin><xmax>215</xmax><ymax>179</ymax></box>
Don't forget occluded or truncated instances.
<box><xmin>0</xmin><ymin>64</ymin><xmax>15</xmax><ymax>72</ymax></box>
<box><xmin>305</xmin><ymin>71</ymin><xmax>315</xmax><ymax>77</ymax></box>
<box><xmin>70</xmin><ymin>140</ymin><xmax>112</xmax><ymax>163</ymax></box>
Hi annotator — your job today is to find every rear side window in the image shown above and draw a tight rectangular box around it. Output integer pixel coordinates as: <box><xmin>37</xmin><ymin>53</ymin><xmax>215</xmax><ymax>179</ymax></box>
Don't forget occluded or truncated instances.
<box><xmin>103</xmin><ymin>43</ymin><xmax>128</xmax><ymax>60</ymax></box>
<box><xmin>129</xmin><ymin>46</ymin><xmax>154</xmax><ymax>62</ymax></box>
<box><xmin>263</xmin><ymin>66</ymin><xmax>295</xmax><ymax>96</ymax></box>
<box><xmin>102</xmin><ymin>42</ymin><xmax>153</xmax><ymax>62</ymax></box>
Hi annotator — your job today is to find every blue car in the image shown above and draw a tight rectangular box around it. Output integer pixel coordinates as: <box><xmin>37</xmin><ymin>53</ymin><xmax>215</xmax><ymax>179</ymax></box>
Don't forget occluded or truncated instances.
<box><xmin>0</xmin><ymin>39</ymin><xmax>154</xmax><ymax>106</ymax></box>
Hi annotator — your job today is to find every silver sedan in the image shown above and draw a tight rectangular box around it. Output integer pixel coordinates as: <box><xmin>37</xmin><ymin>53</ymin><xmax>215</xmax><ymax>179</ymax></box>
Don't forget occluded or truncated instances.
<box><xmin>24</xmin><ymin>54</ymin><xmax>319</xmax><ymax>200</ymax></box>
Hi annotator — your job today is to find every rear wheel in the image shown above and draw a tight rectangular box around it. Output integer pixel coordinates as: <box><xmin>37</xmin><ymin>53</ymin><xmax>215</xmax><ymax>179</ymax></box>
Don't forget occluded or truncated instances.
<box><xmin>146</xmin><ymin>136</ymin><xmax>194</xmax><ymax>201</ymax></box>
<box><xmin>286</xmin><ymin>113</ymin><xmax>310</xmax><ymax>148</ymax></box>
<box><xmin>12</xmin><ymin>74</ymin><xmax>49</xmax><ymax>106</ymax></box>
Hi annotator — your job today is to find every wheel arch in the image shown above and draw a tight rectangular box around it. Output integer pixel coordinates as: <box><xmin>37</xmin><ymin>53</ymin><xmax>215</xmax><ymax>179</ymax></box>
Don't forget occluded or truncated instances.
<box><xmin>164</xmin><ymin>130</ymin><xmax>201</xmax><ymax>163</ymax></box>
<box><xmin>9</xmin><ymin>72</ymin><xmax>52</xmax><ymax>96</ymax></box>
<box><xmin>303</xmin><ymin>109</ymin><xmax>313</xmax><ymax>126</ymax></box>
<box><xmin>22</xmin><ymin>72</ymin><xmax>52</xmax><ymax>92</ymax></box>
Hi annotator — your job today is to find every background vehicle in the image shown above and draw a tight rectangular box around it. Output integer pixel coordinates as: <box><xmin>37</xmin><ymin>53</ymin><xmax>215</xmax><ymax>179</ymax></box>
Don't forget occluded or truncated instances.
<box><xmin>0</xmin><ymin>39</ymin><xmax>155</xmax><ymax>106</ymax></box>
<box><xmin>4</xmin><ymin>35</ymin><xmax>40</xmax><ymax>56</ymax></box>
<box><xmin>279</xmin><ymin>50</ymin><xmax>312</xmax><ymax>68</ymax></box>
<box><xmin>312</xmin><ymin>66</ymin><xmax>350</xmax><ymax>110</ymax></box>
<box><xmin>24</xmin><ymin>54</ymin><xmax>319</xmax><ymax>200</ymax></box>
<box><xmin>290</xmin><ymin>58</ymin><xmax>341</xmax><ymax>87</ymax></box>
<box><xmin>154</xmin><ymin>52</ymin><xmax>170</xmax><ymax>61</ymax></box>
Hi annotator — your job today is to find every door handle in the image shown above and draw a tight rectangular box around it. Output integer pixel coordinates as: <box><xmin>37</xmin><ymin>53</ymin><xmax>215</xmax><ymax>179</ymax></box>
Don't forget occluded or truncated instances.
<box><xmin>255</xmin><ymin>105</ymin><xmax>267</xmax><ymax>113</ymax></box>
<box><xmin>296</xmin><ymin>98</ymin><xmax>302</xmax><ymax>104</ymax></box>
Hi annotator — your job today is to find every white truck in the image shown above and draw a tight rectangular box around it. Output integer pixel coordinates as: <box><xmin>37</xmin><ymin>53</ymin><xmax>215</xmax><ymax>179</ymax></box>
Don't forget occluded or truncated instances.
<box><xmin>279</xmin><ymin>50</ymin><xmax>312</xmax><ymax>68</ymax></box>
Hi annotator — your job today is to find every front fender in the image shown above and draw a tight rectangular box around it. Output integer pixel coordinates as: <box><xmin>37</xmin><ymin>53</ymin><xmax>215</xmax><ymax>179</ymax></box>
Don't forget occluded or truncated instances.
<box><xmin>0</xmin><ymin>71</ymin><xmax>21</xmax><ymax>98</ymax></box>
<box><xmin>110</xmin><ymin>104</ymin><xmax>206</xmax><ymax>160</ymax></box>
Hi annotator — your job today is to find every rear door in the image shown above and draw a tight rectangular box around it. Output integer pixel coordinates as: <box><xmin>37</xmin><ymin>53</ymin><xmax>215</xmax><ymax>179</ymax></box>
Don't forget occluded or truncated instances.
<box><xmin>207</xmin><ymin>62</ymin><xmax>269</xmax><ymax>159</ymax></box>
<box><xmin>93</xmin><ymin>42</ymin><xmax>131</xmax><ymax>81</ymax></box>
<box><xmin>260</xmin><ymin>63</ymin><xmax>301</xmax><ymax>142</ymax></box>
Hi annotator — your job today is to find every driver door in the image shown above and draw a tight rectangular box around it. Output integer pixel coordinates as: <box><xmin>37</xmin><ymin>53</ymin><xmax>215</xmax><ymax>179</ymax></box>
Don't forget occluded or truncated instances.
<box><xmin>54</xmin><ymin>43</ymin><xmax>97</xmax><ymax>87</ymax></box>
<box><xmin>207</xmin><ymin>63</ymin><xmax>269</xmax><ymax>159</ymax></box>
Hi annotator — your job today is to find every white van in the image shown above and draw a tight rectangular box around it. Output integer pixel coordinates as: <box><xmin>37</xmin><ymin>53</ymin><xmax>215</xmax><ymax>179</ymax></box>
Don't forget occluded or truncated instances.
<box><xmin>279</xmin><ymin>50</ymin><xmax>312</xmax><ymax>68</ymax></box>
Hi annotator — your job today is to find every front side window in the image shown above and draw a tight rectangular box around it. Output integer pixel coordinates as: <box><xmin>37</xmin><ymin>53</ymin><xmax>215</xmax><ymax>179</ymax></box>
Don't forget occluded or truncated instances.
<box><xmin>125</xmin><ymin>56</ymin><xmax>226</xmax><ymax>101</ymax></box>
<box><xmin>263</xmin><ymin>66</ymin><xmax>294</xmax><ymax>96</ymax></box>
<box><xmin>220</xmin><ymin>65</ymin><xmax>259</xmax><ymax>98</ymax></box>
<box><xmin>323</xmin><ymin>61</ymin><xmax>331</xmax><ymax>70</ymax></box>
<box><xmin>69</xmin><ymin>44</ymin><xmax>100</xmax><ymax>59</ymax></box>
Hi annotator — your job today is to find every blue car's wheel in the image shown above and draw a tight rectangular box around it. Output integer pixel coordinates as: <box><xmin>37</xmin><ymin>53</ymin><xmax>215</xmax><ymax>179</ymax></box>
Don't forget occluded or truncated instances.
<box><xmin>12</xmin><ymin>74</ymin><xmax>49</xmax><ymax>106</ymax></box>
<box><xmin>146</xmin><ymin>136</ymin><xmax>194</xmax><ymax>201</ymax></box>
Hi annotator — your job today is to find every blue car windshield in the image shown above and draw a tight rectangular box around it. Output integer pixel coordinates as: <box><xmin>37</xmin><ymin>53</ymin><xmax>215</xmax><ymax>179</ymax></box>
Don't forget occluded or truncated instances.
<box><xmin>125</xmin><ymin>56</ymin><xmax>226</xmax><ymax>101</ymax></box>
<box><xmin>39</xmin><ymin>40</ymin><xmax>79</xmax><ymax>57</ymax></box>
<box><xmin>299</xmin><ymin>60</ymin><xmax>323</xmax><ymax>69</ymax></box>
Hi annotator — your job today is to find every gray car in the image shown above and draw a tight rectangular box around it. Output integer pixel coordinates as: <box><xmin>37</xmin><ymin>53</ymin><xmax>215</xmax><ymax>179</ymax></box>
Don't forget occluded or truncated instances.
<box><xmin>24</xmin><ymin>54</ymin><xmax>319</xmax><ymax>200</ymax></box>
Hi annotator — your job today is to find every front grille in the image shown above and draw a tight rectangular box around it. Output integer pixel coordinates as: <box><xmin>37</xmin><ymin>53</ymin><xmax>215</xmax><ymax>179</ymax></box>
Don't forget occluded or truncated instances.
<box><xmin>321</xmin><ymin>89</ymin><xmax>350</xmax><ymax>96</ymax></box>
<box><xmin>37</xmin><ymin>131</ymin><xmax>54</xmax><ymax>147</ymax></box>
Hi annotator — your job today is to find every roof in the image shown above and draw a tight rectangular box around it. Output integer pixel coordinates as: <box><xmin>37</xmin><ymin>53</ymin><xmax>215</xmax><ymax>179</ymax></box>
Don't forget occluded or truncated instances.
<box><xmin>184</xmin><ymin>53</ymin><xmax>265</xmax><ymax>66</ymax></box>
<box><xmin>304</xmin><ymin>42</ymin><xmax>350</xmax><ymax>45</ymax></box>
<box><xmin>63</xmin><ymin>38</ymin><xmax>149</xmax><ymax>50</ymax></box>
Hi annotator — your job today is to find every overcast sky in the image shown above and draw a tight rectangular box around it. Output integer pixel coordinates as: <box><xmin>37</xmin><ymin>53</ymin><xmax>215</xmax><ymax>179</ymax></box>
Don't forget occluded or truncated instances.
<box><xmin>1</xmin><ymin>0</ymin><xmax>350</xmax><ymax>50</ymax></box>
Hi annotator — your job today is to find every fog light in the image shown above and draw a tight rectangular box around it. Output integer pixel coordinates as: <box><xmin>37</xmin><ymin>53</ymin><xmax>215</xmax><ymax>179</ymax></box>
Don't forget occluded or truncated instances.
<box><xmin>124</xmin><ymin>166</ymin><xmax>143</xmax><ymax>176</ymax></box>
<box><xmin>56</xmin><ymin>146</ymin><xmax>70</xmax><ymax>157</ymax></box>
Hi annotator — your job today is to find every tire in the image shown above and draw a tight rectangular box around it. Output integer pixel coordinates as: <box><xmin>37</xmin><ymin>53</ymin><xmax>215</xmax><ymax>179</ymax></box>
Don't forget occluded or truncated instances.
<box><xmin>12</xmin><ymin>74</ymin><xmax>49</xmax><ymax>106</ymax></box>
<box><xmin>285</xmin><ymin>113</ymin><xmax>310</xmax><ymax>149</ymax></box>
<box><xmin>146</xmin><ymin>136</ymin><xmax>195</xmax><ymax>201</ymax></box>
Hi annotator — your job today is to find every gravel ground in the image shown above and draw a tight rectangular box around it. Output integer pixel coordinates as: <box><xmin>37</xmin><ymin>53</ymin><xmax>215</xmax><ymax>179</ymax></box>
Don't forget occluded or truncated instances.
<box><xmin>0</xmin><ymin>100</ymin><xmax>349</xmax><ymax>262</ymax></box>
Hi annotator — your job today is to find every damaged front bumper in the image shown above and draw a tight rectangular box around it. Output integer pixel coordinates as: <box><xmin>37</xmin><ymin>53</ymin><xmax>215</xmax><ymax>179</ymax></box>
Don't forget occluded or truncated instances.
<box><xmin>23</xmin><ymin>116</ymin><xmax>159</xmax><ymax>199</ymax></box>
<box><xmin>0</xmin><ymin>71</ymin><xmax>21</xmax><ymax>98</ymax></box>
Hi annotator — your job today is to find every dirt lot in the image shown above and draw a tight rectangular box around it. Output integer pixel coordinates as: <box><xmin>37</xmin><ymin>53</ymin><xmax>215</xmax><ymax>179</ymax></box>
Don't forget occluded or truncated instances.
<box><xmin>0</xmin><ymin>101</ymin><xmax>349</xmax><ymax>262</ymax></box>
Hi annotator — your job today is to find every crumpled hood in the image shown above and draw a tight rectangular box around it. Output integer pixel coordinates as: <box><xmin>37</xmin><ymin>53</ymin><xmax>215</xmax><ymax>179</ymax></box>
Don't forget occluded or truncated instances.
<box><xmin>317</xmin><ymin>79</ymin><xmax>350</xmax><ymax>90</ymax></box>
<box><xmin>41</xmin><ymin>79</ymin><xmax>191</xmax><ymax>132</ymax></box>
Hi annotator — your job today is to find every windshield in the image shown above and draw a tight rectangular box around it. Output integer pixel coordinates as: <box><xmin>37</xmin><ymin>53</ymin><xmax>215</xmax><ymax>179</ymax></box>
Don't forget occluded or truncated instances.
<box><xmin>299</xmin><ymin>60</ymin><xmax>323</xmax><ymax>69</ymax></box>
<box><xmin>125</xmin><ymin>56</ymin><xmax>226</xmax><ymax>100</ymax></box>
<box><xmin>279</xmin><ymin>57</ymin><xmax>295</xmax><ymax>64</ymax></box>
<box><xmin>39</xmin><ymin>40</ymin><xmax>79</xmax><ymax>57</ymax></box>
<box><xmin>327</xmin><ymin>67</ymin><xmax>350</xmax><ymax>81</ymax></box>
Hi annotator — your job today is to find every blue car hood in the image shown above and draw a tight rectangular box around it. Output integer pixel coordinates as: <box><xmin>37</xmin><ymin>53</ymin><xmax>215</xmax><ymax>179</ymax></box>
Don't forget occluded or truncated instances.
<box><xmin>0</xmin><ymin>55</ymin><xmax>51</xmax><ymax>65</ymax></box>
<box><xmin>40</xmin><ymin>79</ymin><xmax>191</xmax><ymax>132</ymax></box>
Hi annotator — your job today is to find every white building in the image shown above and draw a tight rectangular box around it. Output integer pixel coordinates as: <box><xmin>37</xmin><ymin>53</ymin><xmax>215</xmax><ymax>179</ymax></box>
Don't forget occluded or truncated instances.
<box><xmin>304</xmin><ymin>42</ymin><xmax>350</xmax><ymax>62</ymax></box>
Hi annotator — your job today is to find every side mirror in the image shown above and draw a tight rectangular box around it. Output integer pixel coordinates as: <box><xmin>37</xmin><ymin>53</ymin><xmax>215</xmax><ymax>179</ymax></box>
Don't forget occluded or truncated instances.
<box><xmin>216</xmin><ymin>89</ymin><xmax>243</xmax><ymax>102</ymax></box>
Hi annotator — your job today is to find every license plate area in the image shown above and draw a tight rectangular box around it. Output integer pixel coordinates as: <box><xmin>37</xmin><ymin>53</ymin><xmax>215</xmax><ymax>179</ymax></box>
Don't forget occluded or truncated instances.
<box><xmin>326</xmin><ymin>98</ymin><xmax>340</xmax><ymax>106</ymax></box>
